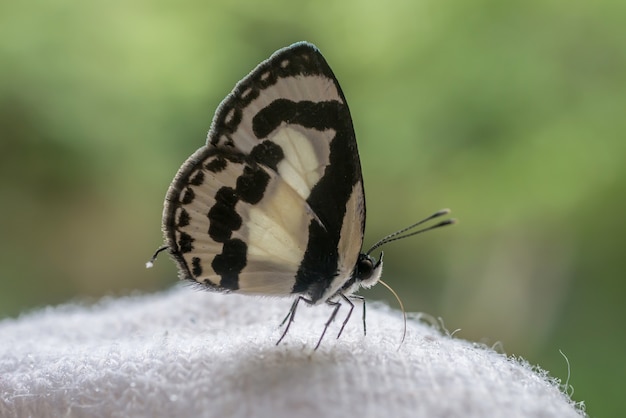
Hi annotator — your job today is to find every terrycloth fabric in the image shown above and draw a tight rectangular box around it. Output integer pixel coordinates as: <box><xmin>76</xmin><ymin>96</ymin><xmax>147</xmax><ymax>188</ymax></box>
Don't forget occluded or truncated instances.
<box><xmin>0</xmin><ymin>286</ymin><xmax>584</xmax><ymax>418</ymax></box>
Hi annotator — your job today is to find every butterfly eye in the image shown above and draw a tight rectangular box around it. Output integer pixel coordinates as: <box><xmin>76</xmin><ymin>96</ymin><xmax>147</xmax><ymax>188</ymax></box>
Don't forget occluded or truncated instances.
<box><xmin>356</xmin><ymin>254</ymin><xmax>375</xmax><ymax>281</ymax></box>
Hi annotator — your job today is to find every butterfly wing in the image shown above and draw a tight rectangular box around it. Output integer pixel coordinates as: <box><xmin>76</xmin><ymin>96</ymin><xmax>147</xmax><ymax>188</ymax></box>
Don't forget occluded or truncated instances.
<box><xmin>163</xmin><ymin>42</ymin><xmax>365</xmax><ymax>303</ymax></box>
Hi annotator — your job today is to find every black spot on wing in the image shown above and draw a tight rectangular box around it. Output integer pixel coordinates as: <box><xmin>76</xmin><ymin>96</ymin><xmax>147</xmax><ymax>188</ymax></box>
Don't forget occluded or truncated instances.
<box><xmin>178</xmin><ymin>231</ymin><xmax>194</xmax><ymax>254</ymax></box>
<box><xmin>192</xmin><ymin>257</ymin><xmax>202</xmax><ymax>277</ymax></box>
<box><xmin>236</xmin><ymin>166</ymin><xmax>270</xmax><ymax>204</ymax></box>
<box><xmin>252</xmin><ymin>99</ymin><xmax>296</xmax><ymax>139</ymax></box>
<box><xmin>248</xmin><ymin>140</ymin><xmax>284</xmax><ymax>170</ymax></box>
<box><xmin>208</xmin><ymin>187</ymin><xmax>241</xmax><ymax>242</ymax></box>
<box><xmin>222</xmin><ymin>107</ymin><xmax>242</xmax><ymax>134</ymax></box>
<box><xmin>181</xmin><ymin>188</ymin><xmax>195</xmax><ymax>204</ymax></box>
<box><xmin>189</xmin><ymin>170</ymin><xmax>205</xmax><ymax>186</ymax></box>
<box><xmin>177</xmin><ymin>209</ymin><xmax>190</xmax><ymax>227</ymax></box>
<box><xmin>212</xmin><ymin>238</ymin><xmax>247</xmax><ymax>290</ymax></box>
<box><xmin>206</xmin><ymin>156</ymin><xmax>227</xmax><ymax>173</ymax></box>
<box><xmin>204</xmin><ymin>152</ymin><xmax>245</xmax><ymax>173</ymax></box>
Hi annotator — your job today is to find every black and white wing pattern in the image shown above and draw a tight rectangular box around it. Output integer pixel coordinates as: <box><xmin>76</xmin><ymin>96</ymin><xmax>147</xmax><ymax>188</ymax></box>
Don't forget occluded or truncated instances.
<box><xmin>163</xmin><ymin>42</ymin><xmax>370</xmax><ymax>304</ymax></box>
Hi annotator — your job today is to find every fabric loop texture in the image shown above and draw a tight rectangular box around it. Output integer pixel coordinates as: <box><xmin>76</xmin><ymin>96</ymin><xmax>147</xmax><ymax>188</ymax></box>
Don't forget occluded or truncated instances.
<box><xmin>0</xmin><ymin>286</ymin><xmax>584</xmax><ymax>418</ymax></box>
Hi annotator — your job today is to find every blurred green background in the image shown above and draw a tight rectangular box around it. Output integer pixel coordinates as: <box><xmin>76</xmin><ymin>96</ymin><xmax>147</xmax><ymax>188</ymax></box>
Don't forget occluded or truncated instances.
<box><xmin>1</xmin><ymin>0</ymin><xmax>624</xmax><ymax>415</ymax></box>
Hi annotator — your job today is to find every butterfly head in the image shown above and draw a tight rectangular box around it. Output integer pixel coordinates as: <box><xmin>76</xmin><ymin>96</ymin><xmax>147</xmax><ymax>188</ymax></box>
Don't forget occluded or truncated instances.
<box><xmin>355</xmin><ymin>252</ymin><xmax>384</xmax><ymax>289</ymax></box>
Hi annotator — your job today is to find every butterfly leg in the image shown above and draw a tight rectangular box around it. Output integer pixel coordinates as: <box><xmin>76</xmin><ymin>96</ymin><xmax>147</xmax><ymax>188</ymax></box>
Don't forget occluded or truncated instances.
<box><xmin>276</xmin><ymin>296</ymin><xmax>313</xmax><ymax>346</ymax></box>
<box><xmin>335</xmin><ymin>294</ymin><xmax>366</xmax><ymax>339</ymax></box>
<box><xmin>336</xmin><ymin>293</ymin><xmax>354</xmax><ymax>340</ymax></box>
<box><xmin>315</xmin><ymin>299</ymin><xmax>342</xmax><ymax>350</ymax></box>
<box><xmin>278</xmin><ymin>298</ymin><xmax>299</xmax><ymax>328</ymax></box>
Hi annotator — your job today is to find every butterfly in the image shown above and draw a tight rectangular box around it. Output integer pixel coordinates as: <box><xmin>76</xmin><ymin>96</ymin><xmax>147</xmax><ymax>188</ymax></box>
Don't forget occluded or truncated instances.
<box><xmin>148</xmin><ymin>42</ymin><xmax>454</xmax><ymax>349</ymax></box>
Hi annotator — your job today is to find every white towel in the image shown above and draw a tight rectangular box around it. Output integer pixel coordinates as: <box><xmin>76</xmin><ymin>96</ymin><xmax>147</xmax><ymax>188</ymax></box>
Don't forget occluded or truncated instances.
<box><xmin>0</xmin><ymin>286</ymin><xmax>584</xmax><ymax>418</ymax></box>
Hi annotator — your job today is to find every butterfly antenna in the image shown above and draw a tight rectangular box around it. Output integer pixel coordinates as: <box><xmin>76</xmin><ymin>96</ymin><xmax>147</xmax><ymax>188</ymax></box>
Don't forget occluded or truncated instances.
<box><xmin>378</xmin><ymin>279</ymin><xmax>407</xmax><ymax>349</ymax></box>
<box><xmin>146</xmin><ymin>245</ymin><xmax>169</xmax><ymax>268</ymax></box>
<box><xmin>366</xmin><ymin>209</ymin><xmax>455</xmax><ymax>255</ymax></box>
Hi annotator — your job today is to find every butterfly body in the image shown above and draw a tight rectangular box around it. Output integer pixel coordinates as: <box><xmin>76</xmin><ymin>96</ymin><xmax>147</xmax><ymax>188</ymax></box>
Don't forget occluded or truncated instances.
<box><xmin>162</xmin><ymin>42</ymin><xmax>382</xmax><ymax>307</ymax></box>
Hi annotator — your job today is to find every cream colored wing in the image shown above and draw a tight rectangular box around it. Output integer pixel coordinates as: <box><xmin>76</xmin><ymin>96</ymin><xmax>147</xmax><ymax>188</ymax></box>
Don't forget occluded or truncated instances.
<box><xmin>163</xmin><ymin>42</ymin><xmax>366</xmax><ymax>303</ymax></box>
